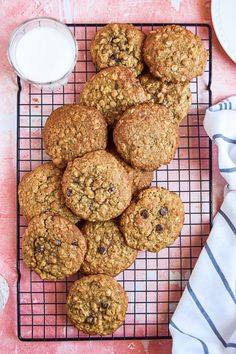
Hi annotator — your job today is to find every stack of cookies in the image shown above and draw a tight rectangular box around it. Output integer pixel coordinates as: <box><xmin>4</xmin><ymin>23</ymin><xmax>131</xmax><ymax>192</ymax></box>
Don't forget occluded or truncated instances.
<box><xmin>18</xmin><ymin>23</ymin><xmax>207</xmax><ymax>336</ymax></box>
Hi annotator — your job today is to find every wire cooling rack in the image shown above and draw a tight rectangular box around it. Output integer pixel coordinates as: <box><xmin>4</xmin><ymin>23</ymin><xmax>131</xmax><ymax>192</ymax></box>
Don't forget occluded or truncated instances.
<box><xmin>16</xmin><ymin>23</ymin><xmax>212</xmax><ymax>341</ymax></box>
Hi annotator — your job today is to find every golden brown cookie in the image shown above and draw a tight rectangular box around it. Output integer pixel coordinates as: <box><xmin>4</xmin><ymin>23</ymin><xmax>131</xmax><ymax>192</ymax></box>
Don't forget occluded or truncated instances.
<box><xmin>108</xmin><ymin>145</ymin><xmax>153</xmax><ymax>194</ymax></box>
<box><xmin>143</xmin><ymin>25</ymin><xmax>208</xmax><ymax>83</ymax></box>
<box><xmin>113</xmin><ymin>103</ymin><xmax>179</xmax><ymax>171</ymax></box>
<box><xmin>22</xmin><ymin>213</ymin><xmax>86</xmax><ymax>280</ymax></box>
<box><xmin>139</xmin><ymin>72</ymin><xmax>192</xmax><ymax>124</ymax></box>
<box><xmin>81</xmin><ymin>220</ymin><xmax>138</xmax><ymax>276</ymax></box>
<box><xmin>119</xmin><ymin>187</ymin><xmax>185</xmax><ymax>252</ymax></box>
<box><xmin>90</xmin><ymin>23</ymin><xmax>145</xmax><ymax>76</ymax></box>
<box><xmin>43</xmin><ymin>104</ymin><xmax>107</xmax><ymax>169</ymax></box>
<box><xmin>67</xmin><ymin>274</ymin><xmax>128</xmax><ymax>335</ymax></box>
<box><xmin>18</xmin><ymin>162</ymin><xmax>79</xmax><ymax>224</ymax></box>
<box><xmin>80</xmin><ymin>66</ymin><xmax>149</xmax><ymax>126</ymax></box>
<box><xmin>62</xmin><ymin>150</ymin><xmax>132</xmax><ymax>221</ymax></box>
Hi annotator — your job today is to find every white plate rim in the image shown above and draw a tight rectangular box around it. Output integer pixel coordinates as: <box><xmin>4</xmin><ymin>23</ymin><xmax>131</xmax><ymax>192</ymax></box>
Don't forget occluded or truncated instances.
<box><xmin>211</xmin><ymin>0</ymin><xmax>236</xmax><ymax>63</ymax></box>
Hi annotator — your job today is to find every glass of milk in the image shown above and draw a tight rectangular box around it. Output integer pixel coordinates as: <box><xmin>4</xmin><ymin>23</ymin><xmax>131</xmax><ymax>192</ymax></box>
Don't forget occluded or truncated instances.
<box><xmin>8</xmin><ymin>17</ymin><xmax>78</xmax><ymax>89</ymax></box>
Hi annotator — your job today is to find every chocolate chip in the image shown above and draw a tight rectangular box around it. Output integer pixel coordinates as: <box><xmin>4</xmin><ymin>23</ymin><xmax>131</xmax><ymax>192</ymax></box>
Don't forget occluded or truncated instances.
<box><xmin>100</xmin><ymin>302</ymin><xmax>109</xmax><ymax>309</ymax></box>
<box><xmin>71</xmin><ymin>240</ymin><xmax>78</xmax><ymax>246</ymax></box>
<box><xmin>114</xmin><ymin>82</ymin><xmax>119</xmax><ymax>90</ymax></box>
<box><xmin>108</xmin><ymin>184</ymin><xmax>116</xmax><ymax>193</ymax></box>
<box><xmin>110</xmin><ymin>54</ymin><xmax>120</xmax><ymax>63</ymax></box>
<box><xmin>73</xmin><ymin>177</ymin><xmax>80</xmax><ymax>184</ymax></box>
<box><xmin>97</xmin><ymin>246</ymin><xmax>107</xmax><ymax>255</ymax></box>
<box><xmin>140</xmin><ymin>209</ymin><xmax>149</xmax><ymax>219</ymax></box>
<box><xmin>155</xmin><ymin>224</ymin><xmax>164</xmax><ymax>232</ymax></box>
<box><xmin>35</xmin><ymin>244</ymin><xmax>44</xmax><ymax>253</ymax></box>
<box><xmin>85</xmin><ymin>315</ymin><xmax>95</xmax><ymax>324</ymax></box>
<box><xmin>55</xmin><ymin>239</ymin><xmax>62</xmax><ymax>246</ymax></box>
<box><xmin>159</xmin><ymin>207</ymin><xmax>168</xmax><ymax>216</ymax></box>
<box><xmin>66</xmin><ymin>188</ymin><xmax>73</xmax><ymax>197</ymax></box>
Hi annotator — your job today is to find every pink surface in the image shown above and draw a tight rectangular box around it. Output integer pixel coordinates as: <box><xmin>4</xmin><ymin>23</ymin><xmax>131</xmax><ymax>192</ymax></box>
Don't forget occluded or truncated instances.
<box><xmin>0</xmin><ymin>1</ymin><xmax>236</xmax><ymax>353</ymax></box>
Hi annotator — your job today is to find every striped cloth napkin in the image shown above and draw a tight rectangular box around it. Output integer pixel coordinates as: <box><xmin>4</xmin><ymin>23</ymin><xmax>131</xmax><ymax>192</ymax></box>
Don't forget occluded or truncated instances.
<box><xmin>170</xmin><ymin>96</ymin><xmax>236</xmax><ymax>354</ymax></box>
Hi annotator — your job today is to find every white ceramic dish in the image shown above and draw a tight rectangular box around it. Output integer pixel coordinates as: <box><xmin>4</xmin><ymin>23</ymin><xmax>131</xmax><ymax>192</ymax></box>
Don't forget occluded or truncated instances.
<box><xmin>211</xmin><ymin>0</ymin><xmax>236</xmax><ymax>63</ymax></box>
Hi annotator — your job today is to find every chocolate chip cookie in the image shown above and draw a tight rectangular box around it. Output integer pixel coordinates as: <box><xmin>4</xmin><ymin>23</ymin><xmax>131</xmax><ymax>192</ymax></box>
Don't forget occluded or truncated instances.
<box><xmin>81</xmin><ymin>220</ymin><xmax>138</xmax><ymax>276</ymax></box>
<box><xmin>113</xmin><ymin>103</ymin><xmax>179</xmax><ymax>171</ymax></box>
<box><xmin>62</xmin><ymin>150</ymin><xmax>132</xmax><ymax>221</ymax></box>
<box><xmin>108</xmin><ymin>145</ymin><xmax>153</xmax><ymax>194</ymax></box>
<box><xmin>18</xmin><ymin>162</ymin><xmax>79</xmax><ymax>224</ymax></box>
<box><xmin>67</xmin><ymin>274</ymin><xmax>128</xmax><ymax>335</ymax></box>
<box><xmin>143</xmin><ymin>25</ymin><xmax>208</xmax><ymax>83</ymax></box>
<box><xmin>80</xmin><ymin>66</ymin><xmax>149</xmax><ymax>126</ymax></box>
<box><xmin>119</xmin><ymin>187</ymin><xmax>185</xmax><ymax>252</ymax></box>
<box><xmin>43</xmin><ymin>104</ymin><xmax>107</xmax><ymax>169</ymax></box>
<box><xmin>139</xmin><ymin>72</ymin><xmax>192</xmax><ymax>124</ymax></box>
<box><xmin>22</xmin><ymin>213</ymin><xmax>86</xmax><ymax>280</ymax></box>
<box><xmin>90</xmin><ymin>23</ymin><xmax>145</xmax><ymax>76</ymax></box>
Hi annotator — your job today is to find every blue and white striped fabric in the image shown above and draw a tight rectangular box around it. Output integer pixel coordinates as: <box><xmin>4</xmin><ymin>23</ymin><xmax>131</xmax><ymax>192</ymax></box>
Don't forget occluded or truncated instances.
<box><xmin>170</xmin><ymin>96</ymin><xmax>236</xmax><ymax>354</ymax></box>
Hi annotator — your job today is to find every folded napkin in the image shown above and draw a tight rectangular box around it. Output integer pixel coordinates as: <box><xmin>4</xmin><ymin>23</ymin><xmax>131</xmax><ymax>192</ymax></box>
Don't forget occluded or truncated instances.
<box><xmin>170</xmin><ymin>96</ymin><xmax>236</xmax><ymax>354</ymax></box>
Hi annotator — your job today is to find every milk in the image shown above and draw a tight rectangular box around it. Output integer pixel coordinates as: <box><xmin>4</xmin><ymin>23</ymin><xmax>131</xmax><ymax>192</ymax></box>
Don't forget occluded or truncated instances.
<box><xmin>15</xmin><ymin>26</ymin><xmax>76</xmax><ymax>83</ymax></box>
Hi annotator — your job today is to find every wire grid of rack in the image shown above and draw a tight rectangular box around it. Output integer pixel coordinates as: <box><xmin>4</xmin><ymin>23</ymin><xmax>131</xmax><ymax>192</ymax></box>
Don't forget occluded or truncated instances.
<box><xmin>17</xmin><ymin>23</ymin><xmax>212</xmax><ymax>341</ymax></box>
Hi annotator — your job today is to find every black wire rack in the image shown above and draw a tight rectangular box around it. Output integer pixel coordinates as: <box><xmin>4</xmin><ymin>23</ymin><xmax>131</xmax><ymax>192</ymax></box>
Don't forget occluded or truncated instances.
<box><xmin>16</xmin><ymin>23</ymin><xmax>212</xmax><ymax>341</ymax></box>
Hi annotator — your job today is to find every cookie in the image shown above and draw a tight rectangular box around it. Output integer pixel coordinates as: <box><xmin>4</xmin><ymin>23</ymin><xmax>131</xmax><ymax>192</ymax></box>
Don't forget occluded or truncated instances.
<box><xmin>67</xmin><ymin>274</ymin><xmax>128</xmax><ymax>335</ymax></box>
<box><xmin>62</xmin><ymin>150</ymin><xmax>132</xmax><ymax>221</ymax></box>
<box><xmin>143</xmin><ymin>25</ymin><xmax>208</xmax><ymax>83</ymax></box>
<box><xmin>18</xmin><ymin>162</ymin><xmax>79</xmax><ymax>224</ymax></box>
<box><xmin>113</xmin><ymin>103</ymin><xmax>179</xmax><ymax>171</ymax></box>
<box><xmin>119</xmin><ymin>187</ymin><xmax>185</xmax><ymax>252</ymax></box>
<box><xmin>22</xmin><ymin>213</ymin><xmax>86</xmax><ymax>280</ymax></box>
<box><xmin>139</xmin><ymin>72</ymin><xmax>192</xmax><ymax>124</ymax></box>
<box><xmin>81</xmin><ymin>220</ymin><xmax>138</xmax><ymax>276</ymax></box>
<box><xmin>80</xmin><ymin>66</ymin><xmax>148</xmax><ymax>126</ymax></box>
<box><xmin>108</xmin><ymin>145</ymin><xmax>153</xmax><ymax>194</ymax></box>
<box><xmin>90</xmin><ymin>23</ymin><xmax>145</xmax><ymax>76</ymax></box>
<box><xmin>43</xmin><ymin>104</ymin><xmax>107</xmax><ymax>169</ymax></box>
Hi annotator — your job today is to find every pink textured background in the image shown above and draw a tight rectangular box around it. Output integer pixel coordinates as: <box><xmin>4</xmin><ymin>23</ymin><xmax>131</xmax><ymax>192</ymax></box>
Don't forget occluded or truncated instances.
<box><xmin>0</xmin><ymin>1</ymin><xmax>236</xmax><ymax>353</ymax></box>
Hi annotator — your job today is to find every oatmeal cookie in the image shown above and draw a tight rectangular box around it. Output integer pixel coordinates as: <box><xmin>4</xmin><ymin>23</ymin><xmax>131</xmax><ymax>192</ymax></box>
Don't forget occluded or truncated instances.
<box><xmin>143</xmin><ymin>25</ymin><xmax>208</xmax><ymax>83</ymax></box>
<box><xmin>108</xmin><ymin>145</ymin><xmax>153</xmax><ymax>194</ymax></box>
<box><xmin>18</xmin><ymin>162</ymin><xmax>79</xmax><ymax>224</ymax></box>
<box><xmin>80</xmin><ymin>66</ymin><xmax>149</xmax><ymax>126</ymax></box>
<box><xmin>22</xmin><ymin>213</ymin><xmax>86</xmax><ymax>280</ymax></box>
<box><xmin>67</xmin><ymin>274</ymin><xmax>128</xmax><ymax>335</ymax></box>
<box><xmin>90</xmin><ymin>23</ymin><xmax>145</xmax><ymax>76</ymax></box>
<box><xmin>81</xmin><ymin>220</ymin><xmax>138</xmax><ymax>276</ymax></box>
<box><xmin>113</xmin><ymin>103</ymin><xmax>179</xmax><ymax>171</ymax></box>
<box><xmin>119</xmin><ymin>187</ymin><xmax>185</xmax><ymax>252</ymax></box>
<box><xmin>43</xmin><ymin>104</ymin><xmax>107</xmax><ymax>169</ymax></box>
<box><xmin>139</xmin><ymin>72</ymin><xmax>192</xmax><ymax>124</ymax></box>
<box><xmin>62</xmin><ymin>150</ymin><xmax>132</xmax><ymax>221</ymax></box>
